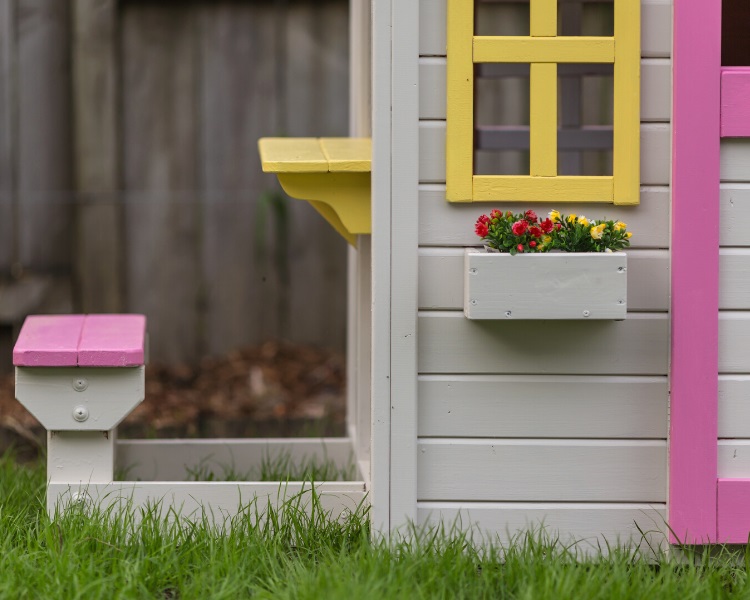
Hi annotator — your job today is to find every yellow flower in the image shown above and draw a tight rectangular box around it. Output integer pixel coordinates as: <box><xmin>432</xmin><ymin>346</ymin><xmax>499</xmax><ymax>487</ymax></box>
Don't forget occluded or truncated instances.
<box><xmin>566</xmin><ymin>214</ymin><xmax>577</xmax><ymax>223</ymax></box>
<box><xmin>543</xmin><ymin>236</ymin><xmax>552</xmax><ymax>245</ymax></box>
<box><xmin>578</xmin><ymin>216</ymin><xmax>589</xmax><ymax>226</ymax></box>
<box><xmin>626</xmin><ymin>232</ymin><xmax>633</xmax><ymax>238</ymax></box>
<box><xmin>549</xmin><ymin>210</ymin><xmax>561</xmax><ymax>223</ymax></box>
<box><xmin>590</xmin><ymin>223</ymin><xmax>606</xmax><ymax>240</ymax></box>
<box><xmin>614</xmin><ymin>221</ymin><xmax>627</xmax><ymax>231</ymax></box>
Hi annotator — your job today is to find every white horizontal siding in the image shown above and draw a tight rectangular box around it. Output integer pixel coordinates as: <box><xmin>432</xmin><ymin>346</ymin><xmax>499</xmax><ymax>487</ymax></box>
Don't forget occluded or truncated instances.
<box><xmin>418</xmin><ymin>439</ymin><xmax>667</xmax><ymax>502</ymax></box>
<box><xmin>719</xmin><ymin>376</ymin><xmax>750</xmax><ymax>438</ymax></box>
<box><xmin>721</xmin><ymin>140</ymin><xmax>750</xmax><ymax>183</ymax></box>
<box><xmin>418</xmin><ymin>375</ymin><xmax>667</xmax><ymax>438</ymax></box>
<box><xmin>418</xmin><ymin>185</ymin><xmax>670</xmax><ymax>248</ymax></box>
<box><xmin>419</xmin><ymin>122</ymin><xmax>671</xmax><ymax>185</ymax></box>
<box><xmin>721</xmin><ymin>186</ymin><xmax>750</xmax><ymax>246</ymax></box>
<box><xmin>719</xmin><ymin>250</ymin><xmax>750</xmax><ymax>308</ymax></box>
<box><xmin>419</xmin><ymin>248</ymin><xmax>668</xmax><ymax>311</ymax></box>
<box><xmin>418</xmin><ymin>312</ymin><xmax>669</xmax><ymax>375</ymax></box>
<box><xmin>417</xmin><ymin>503</ymin><xmax>667</xmax><ymax>549</ymax></box>
<box><xmin>419</xmin><ymin>58</ymin><xmax>671</xmax><ymax>123</ymax></box>
<box><xmin>719</xmin><ymin>313</ymin><xmax>750</xmax><ymax>373</ymax></box>
<box><xmin>419</xmin><ymin>0</ymin><xmax>673</xmax><ymax>59</ymax></box>
<box><xmin>718</xmin><ymin>440</ymin><xmax>750</xmax><ymax>477</ymax></box>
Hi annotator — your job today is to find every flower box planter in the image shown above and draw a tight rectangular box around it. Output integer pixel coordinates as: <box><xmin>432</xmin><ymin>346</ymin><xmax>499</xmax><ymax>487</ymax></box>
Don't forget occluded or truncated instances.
<box><xmin>463</xmin><ymin>249</ymin><xmax>627</xmax><ymax>320</ymax></box>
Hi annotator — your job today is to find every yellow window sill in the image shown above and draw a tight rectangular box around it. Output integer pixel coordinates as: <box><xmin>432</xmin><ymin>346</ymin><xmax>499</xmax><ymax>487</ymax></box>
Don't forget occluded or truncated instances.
<box><xmin>258</xmin><ymin>137</ymin><xmax>371</xmax><ymax>246</ymax></box>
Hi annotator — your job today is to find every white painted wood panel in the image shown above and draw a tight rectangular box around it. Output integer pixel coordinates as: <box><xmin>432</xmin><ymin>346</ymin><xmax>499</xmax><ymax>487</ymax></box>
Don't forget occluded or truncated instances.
<box><xmin>418</xmin><ymin>249</ymin><xmax>668</xmax><ymax>312</ymax></box>
<box><xmin>418</xmin><ymin>312</ymin><xmax>669</xmax><ymax>375</ymax></box>
<box><xmin>721</xmin><ymin>185</ymin><xmax>750</xmax><ymax>247</ymax></box>
<box><xmin>419</xmin><ymin>58</ymin><xmax>671</xmax><ymax>123</ymax></box>
<box><xmin>418</xmin><ymin>439</ymin><xmax>667</xmax><ymax>501</ymax></box>
<box><xmin>117</xmin><ymin>438</ymin><xmax>357</xmax><ymax>482</ymax></box>
<box><xmin>419</xmin><ymin>57</ymin><xmax>446</xmax><ymax>120</ymax></box>
<box><xmin>417</xmin><ymin>503</ymin><xmax>667</xmax><ymax>549</ymax></box>
<box><xmin>48</xmin><ymin>481</ymin><xmax>366</xmax><ymax>524</ymax></box>
<box><xmin>718</xmin><ymin>440</ymin><xmax>750</xmax><ymax>478</ymax></box>
<box><xmin>418</xmin><ymin>185</ymin><xmax>670</xmax><ymax>248</ymax></box>
<box><xmin>464</xmin><ymin>250</ymin><xmax>627</xmax><ymax>320</ymax></box>
<box><xmin>389</xmin><ymin>0</ymin><xmax>421</xmax><ymax>530</ymax></box>
<box><xmin>370</xmin><ymin>0</ymin><xmax>393</xmax><ymax>533</ymax></box>
<box><xmin>419</xmin><ymin>0</ymin><xmax>673</xmax><ymax>59</ymax></box>
<box><xmin>721</xmin><ymin>140</ymin><xmax>750</xmax><ymax>183</ymax></box>
<box><xmin>719</xmin><ymin>376</ymin><xmax>750</xmax><ymax>439</ymax></box>
<box><xmin>418</xmin><ymin>375</ymin><xmax>668</xmax><ymax>438</ymax></box>
<box><xmin>719</xmin><ymin>313</ymin><xmax>750</xmax><ymax>373</ymax></box>
<box><xmin>419</xmin><ymin>122</ymin><xmax>671</xmax><ymax>185</ymax></box>
<box><xmin>720</xmin><ymin>250</ymin><xmax>750</xmax><ymax>309</ymax></box>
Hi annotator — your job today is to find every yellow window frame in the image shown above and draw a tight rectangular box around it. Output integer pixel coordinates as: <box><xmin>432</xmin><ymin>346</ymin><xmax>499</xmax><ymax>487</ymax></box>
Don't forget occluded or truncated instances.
<box><xmin>446</xmin><ymin>0</ymin><xmax>640</xmax><ymax>204</ymax></box>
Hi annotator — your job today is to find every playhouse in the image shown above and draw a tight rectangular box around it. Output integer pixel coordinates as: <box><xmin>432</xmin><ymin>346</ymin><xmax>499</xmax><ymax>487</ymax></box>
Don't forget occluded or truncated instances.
<box><xmin>13</xmin><ymin>0</ymin><xmax>750</xmax><ymax>546</ymax></box>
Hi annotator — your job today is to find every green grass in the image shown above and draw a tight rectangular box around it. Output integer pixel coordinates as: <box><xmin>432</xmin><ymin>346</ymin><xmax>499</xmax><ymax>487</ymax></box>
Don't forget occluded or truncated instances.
<box><xmin>3</xmin><ymin>449</ymin><xmax>750</xmax><ymax>599</ymax></box>
<box><xmin>182</xmin><ymin>449</ymin><xmax>358</xmax><ymax>482</ymax></box>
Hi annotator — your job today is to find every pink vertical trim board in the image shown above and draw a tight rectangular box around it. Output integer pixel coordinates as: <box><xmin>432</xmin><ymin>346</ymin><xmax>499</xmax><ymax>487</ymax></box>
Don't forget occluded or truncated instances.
<box><xmin>669</xmin><ymin>0</ymin><xmax>721</xmax><ymax>544</ymax></box>
<box><xmin>717</xmin><ymin>480</ymin><xmax>750</xmax><ymax>543</ymax></box>
<box><xmin>721</xmin><ymin>68</ymin><xmax>750</xmax><ymax>137</ymax></box>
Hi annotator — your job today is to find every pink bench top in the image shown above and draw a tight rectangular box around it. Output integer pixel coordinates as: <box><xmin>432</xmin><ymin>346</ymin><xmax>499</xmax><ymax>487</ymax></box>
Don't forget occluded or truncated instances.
<box><xmin>13</xmin><ymin>314</ymin><xmax>146</xmax><ymax>367</ymax></box>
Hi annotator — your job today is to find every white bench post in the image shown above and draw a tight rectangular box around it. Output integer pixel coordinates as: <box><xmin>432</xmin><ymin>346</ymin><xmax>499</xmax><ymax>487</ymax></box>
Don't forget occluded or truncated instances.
<box><xmin>13</xmin><ymin>315</ymin><xmax>146</xmax><ymax>515</ymax></box>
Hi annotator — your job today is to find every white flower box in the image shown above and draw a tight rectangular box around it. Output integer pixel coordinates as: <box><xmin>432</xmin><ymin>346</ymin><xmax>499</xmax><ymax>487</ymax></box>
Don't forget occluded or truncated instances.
<box><xmin>463</xmin><ymin>249</ymin><xmax>627</xmax><ymax>320</ymax></box>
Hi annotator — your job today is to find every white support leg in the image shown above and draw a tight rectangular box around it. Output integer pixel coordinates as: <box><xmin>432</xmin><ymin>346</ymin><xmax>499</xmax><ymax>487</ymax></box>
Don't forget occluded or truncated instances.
<box><xmin>47</xmin><ymin>429</ymin><xmax>116</xmax><ymax>516</ymax></box>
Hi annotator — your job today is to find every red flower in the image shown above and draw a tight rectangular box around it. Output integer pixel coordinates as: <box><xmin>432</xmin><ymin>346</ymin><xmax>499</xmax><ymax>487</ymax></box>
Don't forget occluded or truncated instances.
<box><xmin>511</xmin><ymin>220</ymin><xmax>528</xmax><ymax>235</ymax></box>
<box><xmin>475</xmin><ymin>222</ymin><xmax>489</xmax><ymax>237</ymax></box>
<box><xmin>490</xmin><ymin>209</ymin><xmax>502</xmax><ymax>219</ymax></box>
<box><xmin>540</xmin><ymin>218</ymin><xmax>554</xmax><ymax>233</ymax></box>
<box><xmin>506</xmin><ymin>211</ymin><xmax>513</xmax><ymax>218</ymax></box>
<box><xmin>517</xmin><ymin>244</ymin><xmax>524</xmax><ymax>252</ymax></box>
<box><xmin>476</xmin><ymin>214</ymin><xmax>490</xmax><ymax>225</ymax></box>
<box><xmin>529</xmin><ymin>241</ymin><xmax>537</xmax><ymax>248</ymax></box>
<box><xmin>529</xmin><ymin>226</ymin><xmax>542</xmax><ymax>238</ymax></box>
<box><xmin>554</xmin><ymin>223</ymin><xmax>562</xmax><ymax>230</ymax></box>
<box><xmin>525</xmin><ymin>209</ymin><xmax>538</xmax><ymax>222</ymax></box>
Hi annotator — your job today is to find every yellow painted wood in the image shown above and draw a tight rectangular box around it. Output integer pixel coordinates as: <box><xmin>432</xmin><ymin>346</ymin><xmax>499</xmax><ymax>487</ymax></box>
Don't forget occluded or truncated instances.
<box><xmin>613</xmin><ymin>0</ymin><xmax>641</xmax><ymax>205</ymax></box>
<box><xmin>445</xmin><ymin>0</ymin><xmax>474</xmax><ymax>201</ymax></box>
<box><xmin>530</xmin><ymin>0</ymin><xmax>557</xmax><ymax>37</ymax></box>
<box><xmin>259</xmin><ymin>138</ymin><xmax>328</xmax><ymax>173</ymax></box>
<box><xmin>258</xmin><ymin>138</ymin><xmax>371</xmax><ymax>245</ymax></box>
<box><xmin>530</xmin><ymin>63</ymin><xmax>558</xmax><ymax>177</ymax></box>
<box><xmin>473</xmin><ymin>176</ymin><xmax>613</xmax><ymax>202</ymax></box>
<box><xmin>320</xmin><ymin>138</ymin><xmax>372</xmax><ymax>172</ymax></box>
<box><xmin>473</xmin><ymin>37</ymin><xmax>615</xmax><ymax>64</ymax></box>
<box><xmin>277</xmin><ymin>172</ymin><xmax>371</xmax><ymax>246</ymax></box>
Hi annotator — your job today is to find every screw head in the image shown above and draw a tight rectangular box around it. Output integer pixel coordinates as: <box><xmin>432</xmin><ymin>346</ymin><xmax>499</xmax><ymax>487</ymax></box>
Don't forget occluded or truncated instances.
<box><xmin>469</xmin><ymin>268</ymin><xmax>478</xmax><ymax>275</ymax></box>
<box><xmin>505</xmin><ymin>311</ymin><xmax>512</xmax><ymax>318</ymax></box>
<box><xmin>618</xmin><ymin>266</ymin><xmax>626</xmax><ymax>273</ymax></box>
<box><xmin>72</xmin><ymin>405</ymin><xmax>89</xmax><ymax>422</ymax></box>
<box><xmin>582</xmin><ymin>310</ymin><xmax>591</xmax><ymax>317</ymax></box>
<box><xmin>72</xmin><ymin>378</ymin><xmax>88</xmax><ymax>392</ymax></box>
<box><xmin>470</xmin><ymin>299</ymin><xmax>477</xmax><ymax>305</ymax></box>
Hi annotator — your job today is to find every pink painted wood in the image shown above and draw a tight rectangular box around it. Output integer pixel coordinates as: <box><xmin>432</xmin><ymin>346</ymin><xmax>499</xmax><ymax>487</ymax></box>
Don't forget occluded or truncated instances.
<box><xmin>721</xmin><ymin>68</ymin><xmax>750</xmax><ymax>137</ymax></box>
<box><xmin>669</xmin><ymin>0</ymin><xmax>721</xmax><ymax>544</ymax></box>
<box><xmin>13</xmin><ymin>314</ymin><xmax>146</xmax><ymax>368</ymax></box>
<box><xmin>13</xmin><ymin>315</ymin><xmax>86</xmax><ymax>367</ymax></box>
<box><xmin>78</xmin><ymin>314</ymin><xmax>146</xmax><ymax>367</ymax></box>
<box><xmin>717</xmin><ymin>479</ymin><xmax>750</xmax><ymax>543</ymax></box>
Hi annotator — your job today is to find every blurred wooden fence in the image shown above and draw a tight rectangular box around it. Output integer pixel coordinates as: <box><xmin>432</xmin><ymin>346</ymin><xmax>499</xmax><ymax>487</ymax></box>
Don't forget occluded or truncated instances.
<box><xmin>0</xmin><ymin>0</ymin><xmax>349</xmax><ymax>367</ymax></box>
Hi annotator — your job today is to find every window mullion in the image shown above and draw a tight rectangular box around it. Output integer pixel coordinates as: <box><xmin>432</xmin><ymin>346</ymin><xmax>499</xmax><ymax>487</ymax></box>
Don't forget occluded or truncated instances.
<box><xmin>530</xmin><ymin>63</ymin><xmax>558</xmax><ymax>177</ymax></box>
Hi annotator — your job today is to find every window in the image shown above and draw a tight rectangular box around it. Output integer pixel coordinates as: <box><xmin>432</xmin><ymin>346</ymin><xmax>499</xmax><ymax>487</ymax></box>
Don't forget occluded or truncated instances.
<box><xmin>446</xmin><ymin>0</ymin><xmax>640</xmax><ymax>204</ymax></box>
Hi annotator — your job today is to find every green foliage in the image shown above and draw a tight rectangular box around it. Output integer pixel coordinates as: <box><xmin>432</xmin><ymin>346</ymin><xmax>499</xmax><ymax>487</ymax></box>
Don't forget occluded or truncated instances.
<box><xmin>476</xmin><ymin>209</ymin><xmax>632</xmax><ymax>254</ymax></box>
<box><xmin>184</xmin><ymin>449</ymin><xmax>357</xmax><ymax>482</ymax></box>
<box><xmin>3</xmin><ymin>450</ymin><xmax>750</xmax><ymax>599</ymax></box>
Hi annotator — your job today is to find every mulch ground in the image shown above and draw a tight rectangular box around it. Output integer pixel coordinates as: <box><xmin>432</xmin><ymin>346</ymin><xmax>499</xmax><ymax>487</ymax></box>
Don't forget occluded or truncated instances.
<box><xmin>0</xmin><ymin>340</ymin><xmax>346</xmax><ymax>460</ymax></box>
